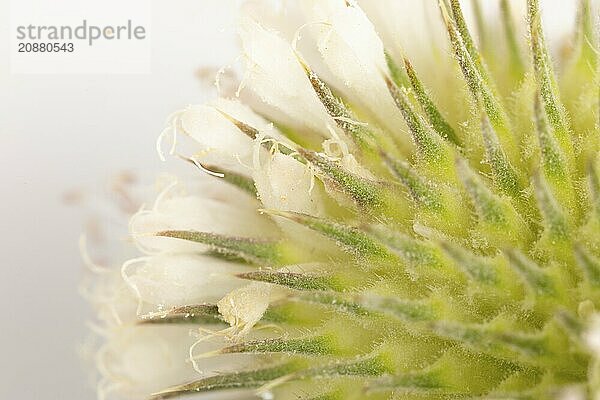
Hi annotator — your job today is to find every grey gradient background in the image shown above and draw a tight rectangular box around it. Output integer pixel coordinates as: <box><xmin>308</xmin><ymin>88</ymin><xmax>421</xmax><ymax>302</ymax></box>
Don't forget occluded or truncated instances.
<box><xmin>0</xmin><ymin>1</ymin><xmax>579</xmax><ymax>399</ymax></box>
<box><xmin>1</xmin><ymin>1</ymin><xmax>240</xmax><ymax>398</ymax></box>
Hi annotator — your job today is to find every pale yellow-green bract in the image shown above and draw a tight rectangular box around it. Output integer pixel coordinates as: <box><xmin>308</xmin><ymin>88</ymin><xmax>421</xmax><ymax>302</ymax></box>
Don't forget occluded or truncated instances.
<box><xmin>88</xmin><ymin>1</ymin><xmax>600</xmax><ymax>399</ymax></box>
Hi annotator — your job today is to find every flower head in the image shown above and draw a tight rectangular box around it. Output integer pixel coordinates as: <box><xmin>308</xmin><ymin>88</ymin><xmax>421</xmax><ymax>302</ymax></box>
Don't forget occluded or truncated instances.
<box><xmin>88</xmin><ymin>1</ymin><xmax>600</xmax><ymax>399</ymax></box>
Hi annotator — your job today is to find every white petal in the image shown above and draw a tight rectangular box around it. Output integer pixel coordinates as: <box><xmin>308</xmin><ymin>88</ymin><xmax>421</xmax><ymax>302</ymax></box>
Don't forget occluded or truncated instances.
<box><xmin>175</xmin><ymin>97</ymin><xmax>282</xmax><ymax>174</ymax></box>
<box><xmin>586</xmin><ymin>314</ymin><xmax>600</xmax><ymax>354</ymax></box>
<box><xmin>131</xmin><ymin>179</ymin><xmax>276</xmax><ymax>254</ymax></box>
<box><xmin>124</xmin><ymin>253</ymin><xmax>250</xmax><ymax>308</ymax></box>
<box><xmin>238</xmin><ymin>15</ymin><xmax>335</xmax><ymax>137</ymax></box>
<box><xmin>358</xmin><ymin>0</ymin><xmax>447</xmax><ymax>66</ymax></box>
<box><xmin>178</xmin><ymin>104</ymin><xmax>252</xmax><ymax>172</ymax></box>
<box><xmin>217</xmin><ymin>282</ymin><xmax>272</xmax><ymax>335</ymax></box>
<box><xmin>99</xmin><ymin>325</ymin><xmax>243</xmax><ymax>398</ymax></box>
<box><xmin>252</xmin><ymin>149</ymin><xmax>337</xmax><ymax>252</ymax></box>
<box><xmin>210</xmin><ymin>97</ymin><xmax>280</xmax><ymax>138</ymax></box>
<box><xmin>254</xmin><ymin>151</ymin><xmax>325</xmax><ymax>216</ymax></box>
<box><xmin>84</xmin><ymin>268</ymin><xmax>140</xmax><ymax>327</ymax></box>
<box><xmin>299</xmin><ymin>1</ymin><xmax>407</xmax><ymax>140</ymax></box>
<box><xmin>241</xmin><ymin>0</ymin><xmax>304</xmax><ymax>41</ymax></box>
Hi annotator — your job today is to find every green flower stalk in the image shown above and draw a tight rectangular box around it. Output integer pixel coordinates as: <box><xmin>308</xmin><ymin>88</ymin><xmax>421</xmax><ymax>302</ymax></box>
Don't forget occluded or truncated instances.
<box><xmin>87</xmin><ymin>1</ymin><xmax>600</xmax><ymax>399</ymax></box>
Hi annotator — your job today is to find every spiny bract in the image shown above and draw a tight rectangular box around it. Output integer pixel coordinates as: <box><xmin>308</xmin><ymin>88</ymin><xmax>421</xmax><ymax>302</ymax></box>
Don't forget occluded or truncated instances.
<box><xmin>89</xmin><ymin>1</ymin><xmax>600</xmax><ymax>399</ymax></box>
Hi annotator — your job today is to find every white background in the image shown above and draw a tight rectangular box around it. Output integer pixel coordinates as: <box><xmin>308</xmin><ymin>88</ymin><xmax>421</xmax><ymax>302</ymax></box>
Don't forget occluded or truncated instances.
<box><xmin>0</xmin><ymin>1</ymin><xmax>580</xmax><ymax>399</ymax></box>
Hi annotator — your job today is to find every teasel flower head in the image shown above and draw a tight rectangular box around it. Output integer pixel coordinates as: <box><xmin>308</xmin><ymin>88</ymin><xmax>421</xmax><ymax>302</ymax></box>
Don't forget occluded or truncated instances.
<box><xmin>87</xmin><ymin>0</ymin><xmax>600</xmax><ymax>399</ymax></box>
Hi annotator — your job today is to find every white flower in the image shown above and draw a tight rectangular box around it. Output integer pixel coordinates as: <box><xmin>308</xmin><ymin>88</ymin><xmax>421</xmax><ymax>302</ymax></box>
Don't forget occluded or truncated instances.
<box><xmin>173</xmin><ymin>98</ymin><xmax>280</xmax><ymax>172</ymax></box>
<box><xmin>84</xmin><ymin>269</ymin><xmax>140</xmax><ymax>327</ymax></box>
<box><xmin>217</xmin><ymin>282</ymin><xmax>273</xmax><ymax>336</ymax></box>
<box><xmin>253</xmin><ymin>149</ymin><xmax>333</xmax><ymax>249</ymax></box>
<box><xmin>299</xmin><ymin>0</ymin><xmax>408</xmax><ymax>144</ymax></box>
<box><xmin>122</xmin><ymin>253</ymin><xmax>250</xmax><ymax>309</ymax></box>
<box><xmin>254</xmin><ymin>151</ymin><xmax>324</xmax><ymax>216</ymax></box>
<box><xmin>357</xmin><ymin>0</ymin><xmax>447</xmax><ymax>65</ymax></box>
<box><xmin>238</xmin><ymin>15</ymin><xmax>336</xmax><ymax>138</ymax></box>
<box><xmin>97</xmin><ymin>325</ymin><xmax>242</xmax><ymax>399</ymax></box>
<box><xmin>130</xmin><ymin>178</ymin><xmax>276</xmax><ymax>254</ymax></box>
